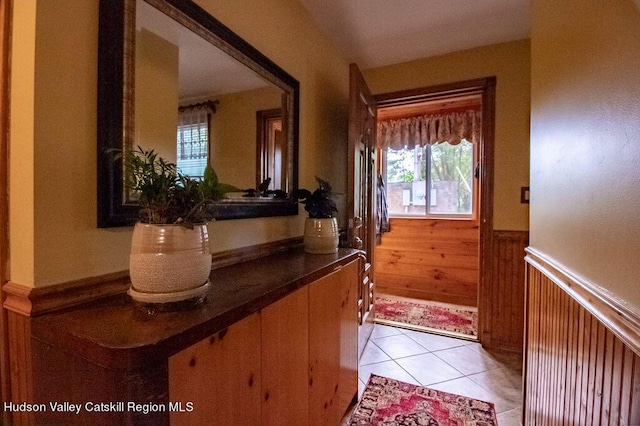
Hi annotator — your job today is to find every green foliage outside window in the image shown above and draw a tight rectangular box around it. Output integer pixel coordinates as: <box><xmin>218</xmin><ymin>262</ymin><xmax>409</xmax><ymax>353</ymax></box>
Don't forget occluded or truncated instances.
<box><xmin>386</xmin><ymin>140</ymin><xmax>474</xmax><ymax>215</ymax></box>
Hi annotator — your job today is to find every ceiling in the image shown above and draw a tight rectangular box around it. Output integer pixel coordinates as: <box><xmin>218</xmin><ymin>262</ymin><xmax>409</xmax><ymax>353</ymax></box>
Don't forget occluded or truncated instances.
<box><xmin>296</xmin><ymin>0</ymin><xmax>531</xmax><ymax>69</ymax></box>
<box><xmin>138</xmin><ymin>0</ymin><xmax>271</xmax><ymax>100</ymax></box>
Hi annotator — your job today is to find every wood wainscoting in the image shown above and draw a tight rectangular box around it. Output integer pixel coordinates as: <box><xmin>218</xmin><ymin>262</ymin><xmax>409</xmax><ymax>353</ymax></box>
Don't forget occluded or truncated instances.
<box><xmin>481</xmin><ymin>230</ymin><xmax>529</xmax><ymax>351</ymax></box>
<box><xmin>375</xmin><ymin>218</ymin><xmax>479</xmax><ymax>306</ymax></box>
<box><xmin>524</xmin><ymin>249</ymin><xmax>640</xmax><ymax>425</ymax></box>
<box><xmin>376</xmin><ymin>220</ymin><xmax>528</xmax><ymax>352</ymax></box>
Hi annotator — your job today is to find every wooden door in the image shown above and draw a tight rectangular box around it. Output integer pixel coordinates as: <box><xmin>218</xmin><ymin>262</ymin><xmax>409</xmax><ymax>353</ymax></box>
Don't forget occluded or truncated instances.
<box><xmin>347</xmin><ymin>64</ymin><xmax>377</xmax><ymax>358</ymax></box>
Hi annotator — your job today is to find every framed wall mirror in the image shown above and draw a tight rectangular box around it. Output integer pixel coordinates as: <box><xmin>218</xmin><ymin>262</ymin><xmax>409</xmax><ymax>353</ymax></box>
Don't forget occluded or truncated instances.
<box><xmin>97</xmin><ymin>0</ymin><xmax>299</xmax><ymax>227</ymax></box>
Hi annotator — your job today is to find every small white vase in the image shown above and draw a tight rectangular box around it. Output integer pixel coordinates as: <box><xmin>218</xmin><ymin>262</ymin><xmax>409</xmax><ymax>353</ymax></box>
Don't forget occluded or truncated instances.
<box><xmin>303</xmin><ymin>217</ymin><xmax>339</xmax><ymax>254</ymax></box>
<box><xmin>129</xmin><ymin>223</ymin><xmax>211</xmax><ymax>303</ymax></box>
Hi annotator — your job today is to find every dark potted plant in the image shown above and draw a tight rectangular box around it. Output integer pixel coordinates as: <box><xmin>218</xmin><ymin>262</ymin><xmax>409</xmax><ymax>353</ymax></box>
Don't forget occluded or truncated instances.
<box><xmin>242</xmin><ymin>177</ymin><xmax>287</xmax><ymax>199</ymax></box>
<box><xmin>296</xmin><ymin>177</ymin><xmax>339</xmax><ymax>254</ymax></box>
<box><xmin>122</xmin><ymin>146</ymin><xmax>240</xmax><ymax>304</ymax></box>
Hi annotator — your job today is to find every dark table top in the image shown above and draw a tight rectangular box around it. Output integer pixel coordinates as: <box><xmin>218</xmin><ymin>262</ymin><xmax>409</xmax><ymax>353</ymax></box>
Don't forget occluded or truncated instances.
<box><xmin>31</xmin><ymin>247</ymin><xmax>360</xmax><ymax>370</ymax></box>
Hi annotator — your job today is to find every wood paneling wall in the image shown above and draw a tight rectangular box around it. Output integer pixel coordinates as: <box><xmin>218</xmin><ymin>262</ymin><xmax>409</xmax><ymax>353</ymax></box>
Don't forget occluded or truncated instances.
<box><xmin>376</xmin><ymin>220</ymin><xmax>528</xmax><ymax>351</ymax></box>
<box><xmin>6</xmin><ymin>312</ymin><xmax>32</xmax><ymax>426</ymax></box>
<box><xmin>482</xmin><ymin>231</ymin><xmax>528</xmax><ymax>350</ymax></box>
<box><xmin>525</xmin><ymin>250</ymin><xmax>640</xmax><ymax>425</ymax></box>
<box><xmin>375</xmin><ymin>218</ymin><xmax>479</xmax><ymax>306</ymax></box>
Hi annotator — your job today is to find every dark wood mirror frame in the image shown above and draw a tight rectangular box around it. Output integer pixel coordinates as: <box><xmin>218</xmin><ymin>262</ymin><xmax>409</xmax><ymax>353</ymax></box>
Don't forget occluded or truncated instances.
<box><xmin>97</xmin><ymin>0</ymin><xmax>299</xmax><ymax>227</ymax></box>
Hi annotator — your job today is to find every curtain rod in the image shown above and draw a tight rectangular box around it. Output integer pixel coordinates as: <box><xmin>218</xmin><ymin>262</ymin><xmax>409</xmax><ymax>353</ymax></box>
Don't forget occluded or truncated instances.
<box><xmin>377</xmin><ymin>106</ymin><xmax>480</xmax><ymax>123</ymax></box>
<box><xmin>178</xmin><ymin>99</ymin><xmax>219</xmax><ymax>113</ymax></box>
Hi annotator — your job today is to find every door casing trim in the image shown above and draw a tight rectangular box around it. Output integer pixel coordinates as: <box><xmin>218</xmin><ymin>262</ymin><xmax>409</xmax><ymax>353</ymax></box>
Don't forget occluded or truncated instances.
<box><xmin>374</xmin><ymin>77</ymin><xmax>496</xmax><ymax>346</ymax></box>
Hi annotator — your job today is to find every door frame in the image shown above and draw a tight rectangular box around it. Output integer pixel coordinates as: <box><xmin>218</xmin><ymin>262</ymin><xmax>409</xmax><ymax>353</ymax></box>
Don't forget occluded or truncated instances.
<box><xmin>374</xmin><ymin>77</ymin><xmax>496</xmax><ymax>346</ymax></box>
<box><xmin>347</xmin><ymin>64</ymin><xmax>378</xmax><ymax>358</ymax></box>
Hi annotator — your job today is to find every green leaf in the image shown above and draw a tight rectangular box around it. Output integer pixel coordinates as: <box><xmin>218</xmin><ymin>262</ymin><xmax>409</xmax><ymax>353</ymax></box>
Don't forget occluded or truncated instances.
<box><xmin>203</xmin><ymin>165</ymin><xmax>218</xmax><ymax>188</ymax></box>
<box><xmin>201</xmin><ymin>165</ymin><xmax>218</xmax><ymax>199</ymax></box>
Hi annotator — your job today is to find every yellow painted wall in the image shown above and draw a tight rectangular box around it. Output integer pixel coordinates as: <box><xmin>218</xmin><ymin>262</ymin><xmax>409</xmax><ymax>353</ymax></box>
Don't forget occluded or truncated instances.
<box><xmin>9</xmin><ymin>0</ymin><xmax>37</xmax><ymax>287</ymax></box>
<box><xmin>10</xmin><ymin>0</ymin><xmax>133</xmax><ymax>289</ymax></box>
<box><xmin>363</xmin><ymin>39</ymin><xmax>531</xmax><ymax>231</ymax></box>
<box><xmin>212</xmin><ymin>86</ymin><xmax>282</xmax><ymax>190</ymax></box>
<box><xmin>530</xmin><ymin>0</ymin><xmax>640</xmax><ymax>309</ymax></box>
<box><xmin>194</xmin><ymin>0</ymin><xmax>351</xmax><ymax>216</ymax></box>
<box><xmin>135</xmin><ymin>28</ymin><xmax>179</xmax><ymax>162</ymax></box>
<box><xmin>9</xmin><ymin>0</ymin><xmax>349</xmax><ymax>288</ymax></box>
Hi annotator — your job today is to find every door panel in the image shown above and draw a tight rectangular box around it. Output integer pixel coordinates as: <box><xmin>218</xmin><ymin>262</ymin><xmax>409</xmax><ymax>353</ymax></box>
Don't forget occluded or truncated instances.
<box><xmin>347</xmin><ymin>64</ymin><xmax>377</xmax><ymax>359</ymax></box>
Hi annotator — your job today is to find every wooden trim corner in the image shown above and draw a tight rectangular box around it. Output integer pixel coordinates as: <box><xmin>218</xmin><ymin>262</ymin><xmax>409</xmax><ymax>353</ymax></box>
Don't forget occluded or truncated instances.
<box><xmin>1</xmin><ymin>0</ymin><xmax>13</xmax><ymax>415</ymax></box>
<box><xmin>3</xmin><ymin>272</ymin><xmax>130</xmax><ymax>317</ymax></box>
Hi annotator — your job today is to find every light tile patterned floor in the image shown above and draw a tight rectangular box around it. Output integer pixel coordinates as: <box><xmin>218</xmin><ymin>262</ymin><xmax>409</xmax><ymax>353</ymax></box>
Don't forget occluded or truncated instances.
<box><xmin>358</xmin><ymin>324</ymin><xmax>523</xmax><ymax>425</ymax></box>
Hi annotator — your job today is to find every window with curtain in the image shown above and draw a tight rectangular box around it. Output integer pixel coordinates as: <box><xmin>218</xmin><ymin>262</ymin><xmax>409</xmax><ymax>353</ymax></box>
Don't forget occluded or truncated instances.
<box><xmin>378</xmin><ymin>109</ymin><xmax>481</xmax><ymax>217</ymax></box>
<box><xmin>176</xmin><ymin>105</ymin><xmax>212</xmax><ymax>179</ymax></box>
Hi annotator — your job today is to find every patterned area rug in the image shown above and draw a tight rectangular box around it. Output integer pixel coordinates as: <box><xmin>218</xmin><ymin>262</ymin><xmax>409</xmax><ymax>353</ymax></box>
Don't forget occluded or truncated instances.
<box><xmin>348</xmin><ymin>374</ymin><xmax>497</xmax><ymax>425</ymax></box>
<box><xmin>375</xmin><ymin>296</ymin><xmax>478</xmax><ymax>339</ymax></box>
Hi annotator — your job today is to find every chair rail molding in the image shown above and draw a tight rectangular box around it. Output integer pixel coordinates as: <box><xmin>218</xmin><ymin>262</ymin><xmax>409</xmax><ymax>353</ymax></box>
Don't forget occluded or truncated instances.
<box><xmin>525</xmin><ymin>247</ymin><xmax>640</xmax><ymax>356</ymax></box>
<box><xmin>524</xmin><ymin>247</ymin><xmax>640</xmax><ymax>424</ymax></box>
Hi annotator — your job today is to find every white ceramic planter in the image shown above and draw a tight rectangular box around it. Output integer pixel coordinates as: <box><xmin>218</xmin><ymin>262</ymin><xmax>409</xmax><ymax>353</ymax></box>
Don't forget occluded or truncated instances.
<box><xmin>303</xmin><ymin>217</ymin><xmax>339</xmax><ymax>254</ymax></box>
<box><xmin>129</xmin><ymin>223</ymin><xmax>211</xmax><ymax>303</ymax></box>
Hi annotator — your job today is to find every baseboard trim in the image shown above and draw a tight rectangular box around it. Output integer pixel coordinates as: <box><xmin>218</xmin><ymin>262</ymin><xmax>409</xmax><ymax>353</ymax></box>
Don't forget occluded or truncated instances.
<box><xmin>3</xmin><ymin>237</ymin><xmax>305</xmax><ymax>318</ymax></box>
<box><xmin>525</xmin><ymin>247</ymin><xmax>640</xmax><ymax>356</ymax></box>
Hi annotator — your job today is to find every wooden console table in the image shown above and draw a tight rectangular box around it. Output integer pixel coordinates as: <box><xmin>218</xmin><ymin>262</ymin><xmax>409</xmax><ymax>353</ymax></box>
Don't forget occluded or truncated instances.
<box><xmin>29</xmin><ymin>248</ymin><xmax>360</xmax><ymax>425</ymax></box>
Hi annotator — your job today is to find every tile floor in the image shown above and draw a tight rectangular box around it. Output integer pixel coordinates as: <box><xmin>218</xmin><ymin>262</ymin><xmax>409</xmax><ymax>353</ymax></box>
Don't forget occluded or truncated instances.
<box><xmin>358</xmin><ymin>324</ymin><xmax>523</xmax><ymax>425</ymax></box>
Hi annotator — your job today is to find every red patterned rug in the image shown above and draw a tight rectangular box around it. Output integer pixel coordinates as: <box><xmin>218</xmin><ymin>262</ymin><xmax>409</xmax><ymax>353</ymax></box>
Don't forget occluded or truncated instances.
<box><xmin>348</xmin><ymin>374</ymin><xmax>497</xmax><ymax>425</ymax></box>
<box><xmin>375</xmin><ymin>296</ymin><xmax>477</xmax><ymax>339</ymax></box>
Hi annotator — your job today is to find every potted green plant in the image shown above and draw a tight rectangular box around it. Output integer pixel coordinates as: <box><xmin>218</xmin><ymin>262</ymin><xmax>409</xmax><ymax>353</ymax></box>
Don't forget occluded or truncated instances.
<box><xmin>122</xmin><ymin>146</ymin><xmax>240</xmax><ymax>304</ymax></box>
<box><xmin>296</xmin><ymin>177</ymin><xmax>339</xmax><ymax>254</ymax></box>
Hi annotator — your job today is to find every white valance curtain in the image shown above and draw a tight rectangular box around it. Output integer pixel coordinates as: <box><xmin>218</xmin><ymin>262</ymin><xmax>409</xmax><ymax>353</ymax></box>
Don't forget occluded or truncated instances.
<box><xmin>377</xmin><ymin>109</ymin><xmax>482</xmax><ymax>150</ymax></box>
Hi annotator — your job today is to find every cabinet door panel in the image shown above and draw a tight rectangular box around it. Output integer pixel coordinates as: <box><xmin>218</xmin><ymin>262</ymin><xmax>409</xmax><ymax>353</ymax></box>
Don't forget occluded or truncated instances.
<box><xmin>339</xmin><ymin>261</ymin><xmax>359</xmax><ymax>414</ymax></box>
<box><xmin>309</xmin><ymin>260</ymin><xmax>358</xmax><ymax>424</ymax></box>
<box><xmin>261</xmin><ymin>286</ymin><xmax>309</xmax><ymax>426</ymax></box>
<box><xmin>169</xmin><ymin>313</ymin><xmax>261</xmax><ymax>426</ymax></box>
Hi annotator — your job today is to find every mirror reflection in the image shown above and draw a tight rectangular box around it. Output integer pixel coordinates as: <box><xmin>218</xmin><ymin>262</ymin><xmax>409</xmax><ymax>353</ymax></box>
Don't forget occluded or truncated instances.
<box><xmin>96</xmin><ymin>0</ymin><xmax>299</xmax><ymax>227</ymax></box>
<box><xmin>256</xmin><ymin>109</ymin><xmax>284</xmax><ymax>191</ymax></box>
<box><xmin>135</xmin><ymin>0</ymin><xmax>286</xmax><ymax>191</ymax></box>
